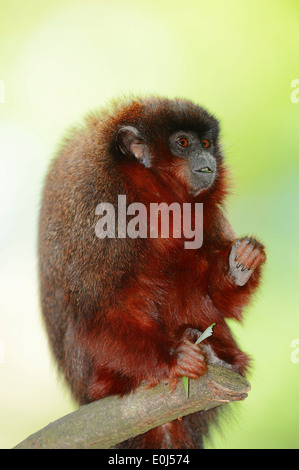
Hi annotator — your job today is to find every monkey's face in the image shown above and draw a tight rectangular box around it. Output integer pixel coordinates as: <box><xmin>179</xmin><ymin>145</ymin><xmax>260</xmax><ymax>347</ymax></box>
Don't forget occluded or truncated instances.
<box><xmin>115</xmin><ymin>99</ymin><xmax>221</xmax><ymax>198</ymax></box>
<box><xmin>168</xmin><ymin>130</ymin><xmax>217</xmax><ymax>195</ymax></box>
<box><xmin>116</xmin><ymin>125</ymin><xmax>218</xmax><ymax>197</ymax></box>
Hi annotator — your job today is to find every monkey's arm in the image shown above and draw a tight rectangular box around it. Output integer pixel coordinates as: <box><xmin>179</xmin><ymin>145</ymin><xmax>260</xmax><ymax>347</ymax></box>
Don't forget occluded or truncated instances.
<box><xmin>207</xmin><ymin>237</ymin><xmax>266</xmax><ymax>320</ymax></box>
<box><xmin>83</xmin><ymin>312</ymin><xmax>207</xmax><ymax>401</ymax></box>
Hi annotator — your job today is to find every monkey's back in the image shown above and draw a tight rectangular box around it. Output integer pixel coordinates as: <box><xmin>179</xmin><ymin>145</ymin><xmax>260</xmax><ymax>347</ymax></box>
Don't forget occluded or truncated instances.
<box><xmin>38</xmin><ymin>123</ymin><xmax>146</xmax><ymax>380</ymax></box>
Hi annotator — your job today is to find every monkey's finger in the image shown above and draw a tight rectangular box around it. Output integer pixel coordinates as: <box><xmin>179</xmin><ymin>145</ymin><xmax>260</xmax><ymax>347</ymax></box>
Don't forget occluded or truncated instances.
<box><xmin>236</xmin><ymin>243</ymin><xmax>255</xmax><ymax>264</ymax></box>
<box><xmin>179</xmin><ymin>342</ymin><xmax>205</xmax><ymax>359</ymax></box>
<box><xmin>247</xmin><ymin>248</ymin><xmax>266</xmax><ymax>270</ymax></box>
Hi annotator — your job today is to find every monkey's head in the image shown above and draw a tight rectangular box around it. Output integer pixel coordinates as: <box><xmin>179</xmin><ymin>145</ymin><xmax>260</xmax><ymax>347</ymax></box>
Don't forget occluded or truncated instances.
<box><xmin>101</xmin><ymin>97</ymin><xmax>225</xmax><ymax>200</ymax></box>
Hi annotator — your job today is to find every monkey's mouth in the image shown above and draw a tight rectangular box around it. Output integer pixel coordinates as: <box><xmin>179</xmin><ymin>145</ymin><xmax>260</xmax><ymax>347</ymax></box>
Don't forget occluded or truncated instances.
<box><xmin>193</xmin><ymin>167</ymin><xmax>213</xmax><ymax>174</ymax></box>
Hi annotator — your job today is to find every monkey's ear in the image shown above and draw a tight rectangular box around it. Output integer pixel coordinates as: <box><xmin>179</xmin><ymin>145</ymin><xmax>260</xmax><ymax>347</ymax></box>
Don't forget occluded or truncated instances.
<box><xmin>116</xmin><ymin>126</ymin><xmax>151</xmax><ymax>168</ymax></box>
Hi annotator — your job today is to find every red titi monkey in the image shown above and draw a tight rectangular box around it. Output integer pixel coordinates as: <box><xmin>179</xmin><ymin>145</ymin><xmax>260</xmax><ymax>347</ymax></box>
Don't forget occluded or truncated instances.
<box><xmin>38</xmin><ymin>97</ymin><xmax>266</xmax><ymax>448</ymax></box>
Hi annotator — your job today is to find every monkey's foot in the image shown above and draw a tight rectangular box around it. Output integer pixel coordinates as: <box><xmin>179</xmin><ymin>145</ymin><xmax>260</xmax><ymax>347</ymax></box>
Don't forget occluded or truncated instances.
<box><xmin>229</xmin><ymin>237</ymin><xmax>266</xmax><ymax>286</ymax></box>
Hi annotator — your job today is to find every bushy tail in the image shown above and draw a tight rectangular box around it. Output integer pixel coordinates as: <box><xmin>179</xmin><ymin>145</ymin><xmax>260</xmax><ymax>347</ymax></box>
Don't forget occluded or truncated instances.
<box><xmin>116</xmin><ymin>409</ymin><xmax>218</xmax><ymax>449</ymax></box>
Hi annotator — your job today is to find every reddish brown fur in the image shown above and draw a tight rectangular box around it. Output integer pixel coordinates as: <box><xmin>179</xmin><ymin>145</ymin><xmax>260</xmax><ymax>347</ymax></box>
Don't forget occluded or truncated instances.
<box><xmin>38</xmin><ymin>97</ymin><xmax>265</xmax><ymax>448</ymax></box>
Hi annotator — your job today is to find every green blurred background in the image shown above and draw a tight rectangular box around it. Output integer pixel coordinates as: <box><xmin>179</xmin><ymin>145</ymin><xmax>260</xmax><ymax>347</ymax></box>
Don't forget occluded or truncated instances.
<box><xmin>0</xmin><ymin>0</ymin><xmax>298</xmax><ymax>449</ymax></box>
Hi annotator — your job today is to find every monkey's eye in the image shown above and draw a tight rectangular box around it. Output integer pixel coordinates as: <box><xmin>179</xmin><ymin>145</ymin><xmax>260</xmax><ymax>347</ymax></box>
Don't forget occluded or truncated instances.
<box><xmin>177</xmin><ymin>137</ymin><xmax>189</xmax><ymax>147</ymax></box>
<box><xmin>202</xmin><ymin>139</ymin><xmax>210</xmax><ymax>148</ymax></box>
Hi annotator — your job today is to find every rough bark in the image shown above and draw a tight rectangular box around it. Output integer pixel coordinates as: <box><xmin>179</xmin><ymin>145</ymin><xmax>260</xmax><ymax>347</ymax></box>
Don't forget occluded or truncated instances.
<box><xmin>14</xmin><ymin>364</ymin><xmax>250</xmax><ymax>449</ymax></box>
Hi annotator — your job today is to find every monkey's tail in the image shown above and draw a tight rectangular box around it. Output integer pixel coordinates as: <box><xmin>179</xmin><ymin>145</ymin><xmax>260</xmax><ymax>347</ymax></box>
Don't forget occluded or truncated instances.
<box><xmin>115</xmin><ymin>409</ymin><xmax>218</xmax><ymax>449</ymax></box>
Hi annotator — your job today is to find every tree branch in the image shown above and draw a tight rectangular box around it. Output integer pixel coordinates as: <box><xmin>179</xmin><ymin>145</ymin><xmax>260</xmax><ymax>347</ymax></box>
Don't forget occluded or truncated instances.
<box><xmin>14</xmin><ymin>364</ymin><xmax>250</xmax><ymax>449</ymax></box>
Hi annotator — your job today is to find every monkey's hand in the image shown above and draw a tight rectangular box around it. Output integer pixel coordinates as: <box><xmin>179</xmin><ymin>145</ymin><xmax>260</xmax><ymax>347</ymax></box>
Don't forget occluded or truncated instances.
<box><xmin>169</xmin><ymin>329</ymin><xmax>207</xmax><ymax>390</ymax></box>
<box><xmin>229</xmin><ymin>237</ymin><xmax>266</xmax><ymax>287</ymax></box>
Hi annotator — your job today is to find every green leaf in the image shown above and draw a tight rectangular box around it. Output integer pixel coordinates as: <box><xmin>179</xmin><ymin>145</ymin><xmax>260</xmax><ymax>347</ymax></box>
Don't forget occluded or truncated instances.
<box><xmin>195</xmin><ymin>323</ymin><xmax>216</xmax><ymax>345</ymax></box>
<box><xmin>182</xmin><ymin>376</ymin><xmax>189</xmax><ymax>398</ymax></box>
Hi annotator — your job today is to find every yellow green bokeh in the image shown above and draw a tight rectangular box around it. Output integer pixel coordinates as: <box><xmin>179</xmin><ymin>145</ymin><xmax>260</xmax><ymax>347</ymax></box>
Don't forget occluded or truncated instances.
<box><xmin>0</xmin><ymin>0</ymin><xmax>298</xmax><ymax>449</ymax></box>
